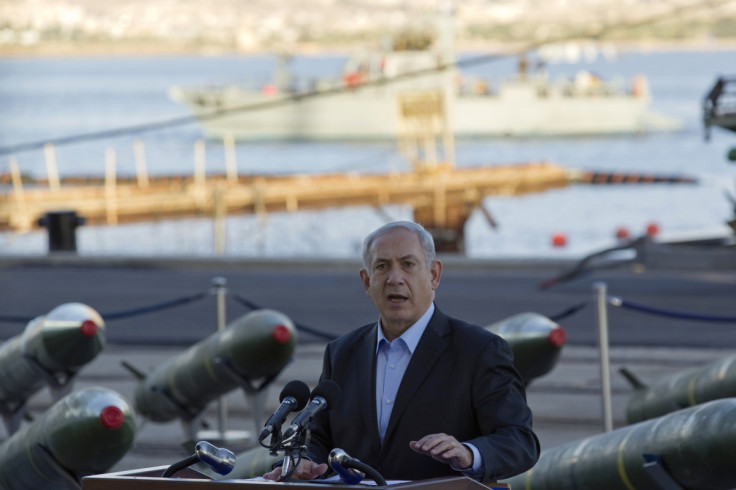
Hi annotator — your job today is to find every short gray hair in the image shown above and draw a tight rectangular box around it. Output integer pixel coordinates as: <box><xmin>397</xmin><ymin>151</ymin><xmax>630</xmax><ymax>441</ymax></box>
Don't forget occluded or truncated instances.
<box><xmin>362</xmin><ymin>221</ymin><xmax>436</xmax><ymax>272</ymax></box>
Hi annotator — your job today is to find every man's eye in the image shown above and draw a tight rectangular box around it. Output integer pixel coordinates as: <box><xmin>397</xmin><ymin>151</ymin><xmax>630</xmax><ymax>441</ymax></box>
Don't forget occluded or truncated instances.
<box><xmin>404</xmin><ymin>262</ymin><xmax>415</xmax><ymax>269</ymax></box>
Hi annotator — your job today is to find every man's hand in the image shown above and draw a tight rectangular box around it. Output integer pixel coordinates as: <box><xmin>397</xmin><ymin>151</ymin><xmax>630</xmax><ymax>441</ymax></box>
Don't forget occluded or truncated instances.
<box><xmin>262</xmin><ymin>459</ymin><xmax>328</xmax><ymax>481</ymax></box>
<box><xmin>410</xmin><ymin>433</ymin><xmax>473</xmax><ymax>470</ymax></box>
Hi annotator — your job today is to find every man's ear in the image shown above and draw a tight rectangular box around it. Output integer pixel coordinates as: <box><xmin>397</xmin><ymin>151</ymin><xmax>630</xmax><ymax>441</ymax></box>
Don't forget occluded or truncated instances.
<box><xmin>430</xmin><ymin>260</ymin><xmax>442</xmax><ymax>290</ymax></box>
<box><xmin>360</xmin><ymin>268</ymin><xmax>371</xmax><ymax>292</ymax></box>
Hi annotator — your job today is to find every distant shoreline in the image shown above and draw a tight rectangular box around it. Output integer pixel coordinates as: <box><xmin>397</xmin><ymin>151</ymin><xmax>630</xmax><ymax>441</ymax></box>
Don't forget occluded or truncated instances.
<box><xmin>2</xmin><ymin>38</ymin><xmax>735</xmax><ymax>59</ymax></box>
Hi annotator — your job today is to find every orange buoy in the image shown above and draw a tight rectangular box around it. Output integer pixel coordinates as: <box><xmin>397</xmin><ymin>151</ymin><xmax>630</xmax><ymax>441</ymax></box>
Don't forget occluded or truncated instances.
<box><xmin>646</xmin><ymin>222</ymin><xmax>660</xmax><ymax>237</ymax></box>
<box><xmin>551</xmin><ymin>232</ymin><xmax>567</xmax><ymax>248</ymax></box>
<box><xmin>615</xmin><ymin>227</ymin><xmax>630</xmax><ymax>240</ymax></box>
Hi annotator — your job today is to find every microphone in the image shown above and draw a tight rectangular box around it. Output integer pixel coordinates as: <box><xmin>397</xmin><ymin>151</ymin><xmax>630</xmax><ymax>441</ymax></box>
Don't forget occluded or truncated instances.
<box><xmin>328</xmin><ymin>448</ymin><xmax>386</xmax><ymax>486</ymax></box>
<box><xmin>258</xmin><ymin>380</ymin><xmax>311</xmax><ymax>442</ymax></box>
<box><xmin>281</xmin><ymin>380</ymin><xmax>341</xmax><ymax>440</ymax></box>
<box><xmin>328</xmin><ymin>448</ymin><xmax>365</xmax><ymax>485</ymax></box>
<box><xmin>161</xmin><ymin>441</ymin><xmax>236</xmax><ymax>477</ymax></box>
<box><xmin>195</xmin><ymin>441</ymin><xmax>236</xmax><ymax>475</ymax></box>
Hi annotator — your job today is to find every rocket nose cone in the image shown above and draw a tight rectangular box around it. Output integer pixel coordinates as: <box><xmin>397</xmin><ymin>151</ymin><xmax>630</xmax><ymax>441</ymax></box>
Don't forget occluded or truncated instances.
<box><xmin>100</xmin><ymin>405</ymin><xmax>125</xmax><ymax>430</ymax></box>
<box><xmin>80</xmin><ymin>319</ymin><xmax>98</xmax><ymax>337</ymax></box>
<box><xmin>548</xmin><ymin>327</ymin><xmax>567</xmax><ymax>347</ymax></box>
<box><xmin>272</xmin><ymin>324</ymin><xmax>292</xmax><ymax>343</ymax></box>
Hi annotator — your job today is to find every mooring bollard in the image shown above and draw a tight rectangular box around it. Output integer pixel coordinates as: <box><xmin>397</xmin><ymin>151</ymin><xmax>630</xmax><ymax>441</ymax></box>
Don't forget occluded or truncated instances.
<box><xmin>37</xmin><ymin>210</ymin><xmax>85</xmax><ymax>253</ymax></box>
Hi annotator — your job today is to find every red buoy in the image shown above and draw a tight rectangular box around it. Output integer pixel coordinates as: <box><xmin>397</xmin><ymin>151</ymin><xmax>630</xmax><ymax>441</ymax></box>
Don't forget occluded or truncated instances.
<box><xmin>646</xmin><ymin>222</ymin><xmax>660</xmax><ymax>237</ymax></box>
<box><xmin>551</xmin><ymin>232</ymin><xmax>567</xmax><ymax>248</ymax></box>
<box><xmin>615</xmin><ymin>227</ymin><xmax>630</xmax><ymax>240</ymax></box>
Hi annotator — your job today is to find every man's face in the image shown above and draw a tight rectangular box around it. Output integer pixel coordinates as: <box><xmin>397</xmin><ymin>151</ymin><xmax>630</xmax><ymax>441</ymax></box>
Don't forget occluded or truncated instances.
<box><xmin>360</xmin><ymin>227</ymin><xmax>442</xmax><ymax>339</ymax></box>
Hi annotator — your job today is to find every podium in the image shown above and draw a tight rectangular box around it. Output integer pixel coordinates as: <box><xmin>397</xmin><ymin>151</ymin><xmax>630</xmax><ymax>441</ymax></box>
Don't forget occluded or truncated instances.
<box><xmin>82</xmin><ymin>466</ymin><xmax>510</xmax><ymax>489</ymax></box>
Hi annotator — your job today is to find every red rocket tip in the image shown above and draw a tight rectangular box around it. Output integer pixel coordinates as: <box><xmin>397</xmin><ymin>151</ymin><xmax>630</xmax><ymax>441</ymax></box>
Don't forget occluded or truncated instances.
<box><xmin>80</xmin><ymin>320</ymin><xmax>98</xmax><ymax>337</ymax></box>
<box><xmin>548</xmin><ymin>327</ymin><xmax>567</xmax><ymax>348</ymax></box>
<box><xmin>272</xmin><ymin>324</ymin><xmax>291</xmax><ymax>344</ymax></box>
<box><xmin>100</xmin><ymin>406</ymin><xmax>125</xmax><ymax>430</ymax></box>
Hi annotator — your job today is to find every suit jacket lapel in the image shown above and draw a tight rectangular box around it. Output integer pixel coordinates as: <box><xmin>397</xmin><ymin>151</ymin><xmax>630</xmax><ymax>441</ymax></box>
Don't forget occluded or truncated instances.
<box><xmin>355</xmin><ymin>322</ymin><xmax>382</xmax><ymax>454</ymax></box>
<box><xmin>383</xmin><ymin>309</ymin><xmax>449</xmax><ymax>444</ymax></box>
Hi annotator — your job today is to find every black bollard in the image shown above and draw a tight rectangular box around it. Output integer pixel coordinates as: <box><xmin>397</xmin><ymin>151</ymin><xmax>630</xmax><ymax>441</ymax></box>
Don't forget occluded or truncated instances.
<box><xmin>38</xmin><ymin>210</ymin><xmax>85</xmax><ymax>253</ymax></box>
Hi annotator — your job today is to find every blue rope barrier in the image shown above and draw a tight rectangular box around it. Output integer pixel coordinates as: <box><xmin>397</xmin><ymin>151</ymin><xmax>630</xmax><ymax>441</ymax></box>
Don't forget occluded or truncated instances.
<box><xmin>0</xmin><ymin>293</ymin><xmax>209</xmax><ymax>325</ymax></box>
<box><xmin>548</xmin><ymin>300</ymin><xmax>592</xmax><ymax>322</ymax></box>
<box><xmin>102</xmin><ymin>291</ymin><xmax>210</xmax><ymax>320</ymax></box>
<box><xmin>229</xmin><ymin>293</ymin><xmax>260</xmax><ymax>311</ymax></box>
<box><xmin>230</xmin><ymin>293</ymin><xmax>338</xmax><ymax>341</ymax></box>
<box><xmin>609</xmin><ymin>296</ymin><xmax>736</xmax><ymax>323</ymax></box>
<box><xmin>0</xmin><ymin>314</ymin><xmax>35</xmax><ymax>323</ymax></box>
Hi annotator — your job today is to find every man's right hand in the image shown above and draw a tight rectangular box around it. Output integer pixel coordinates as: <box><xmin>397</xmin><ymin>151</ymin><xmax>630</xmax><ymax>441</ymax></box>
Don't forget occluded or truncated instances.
<box><xmin>262</xmin><ymin>459</ymin><xmax>328</xmax><ymax>481</ymax></box>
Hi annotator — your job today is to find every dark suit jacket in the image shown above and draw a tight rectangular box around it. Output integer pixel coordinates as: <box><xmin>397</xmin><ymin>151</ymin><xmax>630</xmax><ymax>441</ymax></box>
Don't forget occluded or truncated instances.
<box><xmin>306</xmin><ymin>305</ymin><xmax>540</xmax><ymax>482</ymax></box>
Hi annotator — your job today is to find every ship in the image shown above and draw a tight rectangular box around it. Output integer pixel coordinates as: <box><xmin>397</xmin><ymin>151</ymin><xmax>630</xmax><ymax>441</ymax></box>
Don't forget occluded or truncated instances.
<box><xmin>169</xmin><ymin>21</ymin><xmax>682</xmax><ymax>142</ymax></box>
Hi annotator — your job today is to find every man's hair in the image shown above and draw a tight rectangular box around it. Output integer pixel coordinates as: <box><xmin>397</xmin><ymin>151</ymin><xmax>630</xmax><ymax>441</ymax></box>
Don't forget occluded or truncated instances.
<box><xmin>362</xmin><ymin>221</ymin><xmax>436</xmax><ymax>272</ymax></box>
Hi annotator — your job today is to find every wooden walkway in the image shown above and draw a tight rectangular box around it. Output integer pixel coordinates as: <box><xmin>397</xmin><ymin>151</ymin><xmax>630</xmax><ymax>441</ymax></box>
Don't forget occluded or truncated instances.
<box><xmin>0</xmin><ymin>162</ymin><xmax>574</xmax><ymax>247</ymax></box>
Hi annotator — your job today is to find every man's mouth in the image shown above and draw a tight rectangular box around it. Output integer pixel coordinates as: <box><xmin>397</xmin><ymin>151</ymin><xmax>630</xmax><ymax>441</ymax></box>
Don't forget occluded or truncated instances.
<box><xmin>387</xmin><ymin>294</ymin><xmax>407</xmax><ymax>303</ymax></box>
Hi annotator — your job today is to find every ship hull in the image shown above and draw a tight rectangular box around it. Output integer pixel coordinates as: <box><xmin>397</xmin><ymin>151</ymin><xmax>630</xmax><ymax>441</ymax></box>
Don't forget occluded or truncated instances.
<box><xmin>170</xmin><ymin>73</ymin><xmax>681</xmax><ymax>141</ymax></box>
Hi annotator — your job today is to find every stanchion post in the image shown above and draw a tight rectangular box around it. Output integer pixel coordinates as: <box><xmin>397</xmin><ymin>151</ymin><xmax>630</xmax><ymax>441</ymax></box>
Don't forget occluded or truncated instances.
<box><xmin>213</xmin><ymin>276</ymin><xmax>228</xmax><ymax>436</ymax></box>
<box><xmin>594</xmin><ymin>281</ymin><xmax>613</xmax><ymax>432</ymax></box>
<box><xmin>197</xmin><ymin>277</ymin><xmax>250</xmax><ymax>445</ymax></box>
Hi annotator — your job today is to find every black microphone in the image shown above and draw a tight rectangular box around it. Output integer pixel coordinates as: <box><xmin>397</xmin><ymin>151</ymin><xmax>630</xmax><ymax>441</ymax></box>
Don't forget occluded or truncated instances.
<box><xmin>328</xmin><ymin>448</ymin><xmax>365</xmax><ymax>485</ymax></box>
<box><xmin>258</xmin><ymin>380</ymin><xmax>311</xmax><ymax>442</ymax></box>
<box><xmin>281</xmin><ymin>380</ymin><xmax>341</xmax><ymax>440</ymax></box>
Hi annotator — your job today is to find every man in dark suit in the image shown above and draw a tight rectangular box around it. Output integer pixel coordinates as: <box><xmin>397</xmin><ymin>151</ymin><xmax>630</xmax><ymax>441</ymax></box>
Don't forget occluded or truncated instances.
<box><xmin>264</xmin><ymin>221</ymin><xmax>539</xmax><ymax>482</ymax></box>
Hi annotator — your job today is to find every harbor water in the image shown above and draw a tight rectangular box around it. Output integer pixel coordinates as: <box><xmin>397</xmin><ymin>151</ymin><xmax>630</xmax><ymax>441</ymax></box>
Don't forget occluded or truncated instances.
<box><xmin>1</xmin><ymin>47</ymin><xmax>735</xmax><ymax>259</ymax></box>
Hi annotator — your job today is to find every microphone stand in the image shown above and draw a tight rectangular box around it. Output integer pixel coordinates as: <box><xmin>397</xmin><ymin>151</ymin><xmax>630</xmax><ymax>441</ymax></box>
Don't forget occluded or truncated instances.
<box><xmin>277</xmin><ymin>427</ymin><xmax>311</xmax><ymax>482</ymax></box>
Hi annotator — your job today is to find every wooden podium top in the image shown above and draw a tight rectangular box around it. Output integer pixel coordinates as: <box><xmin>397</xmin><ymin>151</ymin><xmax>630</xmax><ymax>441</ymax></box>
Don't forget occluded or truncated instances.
<box><xmin>82</xmin><ymin>466</ymin><xmax>510</xmax><ymax>490</ymax></box>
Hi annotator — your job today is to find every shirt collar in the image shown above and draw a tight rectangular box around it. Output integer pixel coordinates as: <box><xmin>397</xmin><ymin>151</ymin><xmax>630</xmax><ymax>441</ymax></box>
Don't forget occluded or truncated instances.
<box><xmin>376</xmin><ymin>302</ymin><xmax>435</xmax><ymax>354</ymax></box>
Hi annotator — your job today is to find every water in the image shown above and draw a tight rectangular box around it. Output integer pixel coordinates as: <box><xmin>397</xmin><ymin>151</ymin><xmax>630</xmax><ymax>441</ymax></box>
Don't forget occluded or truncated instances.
<box><xmin>1</xmin><ymin>48</ymin><xmax>735</xmax><ymax>258</ymax></box>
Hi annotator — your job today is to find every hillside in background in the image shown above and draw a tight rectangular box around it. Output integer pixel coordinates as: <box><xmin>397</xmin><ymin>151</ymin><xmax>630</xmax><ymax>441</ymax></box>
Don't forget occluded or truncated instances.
<box><xmin>1</xmin><ymin>0</ymin><xmax>735</xmax><ymax>56</ymax></box>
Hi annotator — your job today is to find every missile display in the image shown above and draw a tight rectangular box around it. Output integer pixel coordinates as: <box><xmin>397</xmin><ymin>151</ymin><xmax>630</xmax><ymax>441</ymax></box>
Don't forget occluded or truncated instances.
<box><xmin>622</xmin><ymin>353</ymin><xmax>736</xmax><ymax>423</ymax></box>
<box><xmin>485</xmin><ymin>312</ymin><xmax>567</xmax><ymax>385</ymax></box>
<box><xmin>504</xmin><ymin>398</ymin><xmax>736</xmax><ymax>490</ymax></box>
<box><xmin>0</xmin><ymin>302</ymin><xmax>106</xmax><ymax>434</ymax></box>
<box><xmin>132</xmin><ymin>309</ymin><xmax>297</xmax><ymax>425</ymax></box>
<box><xmin>0</xmin><ymin>386</ymin><xmax>136</xmax><ymax>490</ymax></box>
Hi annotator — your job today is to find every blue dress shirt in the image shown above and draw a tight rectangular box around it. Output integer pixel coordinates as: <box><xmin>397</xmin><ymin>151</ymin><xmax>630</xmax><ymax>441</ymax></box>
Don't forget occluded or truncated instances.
<box><xmin>374</xmin><ymin>303</ymin><xmax>483</xmax><ymax>477</ymax></box>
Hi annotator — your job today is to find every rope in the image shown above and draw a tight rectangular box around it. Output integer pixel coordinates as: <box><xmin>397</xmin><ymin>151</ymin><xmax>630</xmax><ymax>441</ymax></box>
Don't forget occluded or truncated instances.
<box><xmin>3</xmin><ymin>284</ymin><xmax>731</xmax><ymax>343</ymax></box>
<box><xmin>101</xmin><ymin>291</ymin><xmax>209</xmax><ymax>320</ymax></box>
<box><xmin>548</xmin><ymin>299</ymin><xmax>592</xmax><ymax>322</ymax></box>
<box><xmin>608</xmin><ymin>296</ymin><xmax>736</xmax><ymax>323</ymax></box>
<box><xmin>0</xmin><ymin>293</ymin><xmax>208</xmax><ymax>325</ymax></box>
<box><xmin>0</xmin><ymin>314</ymin><xmax>36</xmax><ymax>323</ymax></box>
<box><xmin>230</xmin><ymin>293</ymin><xmax>338</xmax><ymax>341</ymax></box>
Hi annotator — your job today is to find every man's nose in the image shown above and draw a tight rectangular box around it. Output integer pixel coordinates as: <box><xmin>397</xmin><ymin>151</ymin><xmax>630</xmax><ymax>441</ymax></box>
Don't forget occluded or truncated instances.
<box><xmin>386</xmin><ymin>268</ymin><xmax>404</xmax><ymax>285</ymax></box>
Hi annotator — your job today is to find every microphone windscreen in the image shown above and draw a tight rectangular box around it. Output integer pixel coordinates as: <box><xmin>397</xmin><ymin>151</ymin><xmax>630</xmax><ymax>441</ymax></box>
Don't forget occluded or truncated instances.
<box><xmin>311</xmin><ymin>380</ymin><xmax>342</xmax><ymax>406</ymax></box>
<box><xmin>280</xmin><ymin>380</ymin><xmax>311</xmax><ymax>410</ymax></box>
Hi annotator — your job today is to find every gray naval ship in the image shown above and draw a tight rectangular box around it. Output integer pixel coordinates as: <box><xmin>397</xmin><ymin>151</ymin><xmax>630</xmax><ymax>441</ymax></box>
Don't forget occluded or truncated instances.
<box><xmin>169</xmin><ymin>21</ymin><xmax>682</xmax><ymax>141</ymax></box>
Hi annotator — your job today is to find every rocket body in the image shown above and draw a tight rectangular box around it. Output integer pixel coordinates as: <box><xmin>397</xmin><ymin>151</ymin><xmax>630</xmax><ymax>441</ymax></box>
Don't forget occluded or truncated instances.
<box><xmin>134</xmin><ymin>309</ymin><xmax>297</xmax><ymax>422</ymax></box>
<box><xmin>0</xmin><ymin>386</ymin><xmax>136</xmax><ymax>490</ymax></box>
